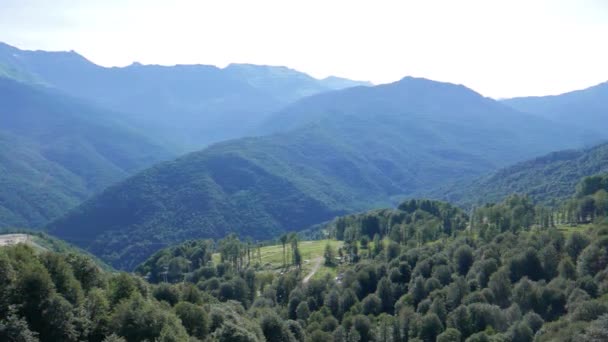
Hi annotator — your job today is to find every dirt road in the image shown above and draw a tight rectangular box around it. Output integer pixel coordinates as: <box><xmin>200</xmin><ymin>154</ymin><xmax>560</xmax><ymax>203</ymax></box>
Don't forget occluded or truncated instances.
<box><xmin>303</xmin><ymin>257</ymin><xmax>323</xmax><ymax>284</ymax></box>
<box><xmin>0</xmin><ymin>234</ymin><xmax>28</xmax><ymax>246</ymax></box>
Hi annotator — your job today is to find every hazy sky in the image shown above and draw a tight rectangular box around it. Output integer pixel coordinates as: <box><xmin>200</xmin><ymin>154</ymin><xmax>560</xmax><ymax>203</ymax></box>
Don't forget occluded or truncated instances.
<box><xmin>1</xmin><ymin>0</ymin><xmax>607</xmax><ymax>98</ymax></box>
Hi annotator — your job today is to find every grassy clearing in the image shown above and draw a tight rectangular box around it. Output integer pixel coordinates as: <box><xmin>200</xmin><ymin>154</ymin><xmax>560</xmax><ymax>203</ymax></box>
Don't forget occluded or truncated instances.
<box><xmin>556</xmin><ymin>223</ymin><xmax>594</xmax><ymax>236</ymax></box>
<box><xmin>213</xmin><ymin>239</ymin><xmax>343</xmax><ymax>277</ymax></box>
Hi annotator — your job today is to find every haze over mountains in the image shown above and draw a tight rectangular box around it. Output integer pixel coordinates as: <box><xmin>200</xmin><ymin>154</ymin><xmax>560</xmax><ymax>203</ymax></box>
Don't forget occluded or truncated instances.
<box><xmin>0</xmin><ymin>42</ymin><xmax>369</xmax><ymax>150</ymax></box>
<box><xmin>47</xmin><ymin>76</ymin><xmax>603</xmax><ymax>269</ymax></box>
<box><xmin>1</xmin><ymin>41</ymin><xmax>607</xmax><ymax>268</ymax></box>
<box><xmin>0</xmin><ymin>77</ymin><xmax>172</xmax><ymax>228</ymax></box>
<box><xmin>0</xmin><ymin>41</ymin><xmax>368</xmax><ymax>229</ymax></box>
<box><xmin>503</xmin><ymin>81</ymin><xmax>608</xmax><ymax>132</ymax></box>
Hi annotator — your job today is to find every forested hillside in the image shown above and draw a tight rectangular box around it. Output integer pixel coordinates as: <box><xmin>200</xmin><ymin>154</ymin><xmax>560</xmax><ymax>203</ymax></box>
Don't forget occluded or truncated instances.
<box><xmin>433</xmin><ymin>143</ymin><xmax>608</xmax><ymax>207</ymax></box>
<box><xmin>0</xmin><ymin>42</ymin><xmax>368</xmax><ymax>150</ymax></box>
<box><xmin>6</xmin><ymin>176</ymin><xmax>608</xmax><ymax>341</ymax></box>
<box><xmin>0</xmin><ymin>77</ymin><xmax>172</xmax><ymax>228</ymax></box>
<box><xmin>47</xmin><ymin>77</ymin><xmax>595</xmax><ymax>269</ymax></box>
<box><xmin>503</xmin><ymin>81</ymin><xmax>608</xmax><ymax>135</ymax></box>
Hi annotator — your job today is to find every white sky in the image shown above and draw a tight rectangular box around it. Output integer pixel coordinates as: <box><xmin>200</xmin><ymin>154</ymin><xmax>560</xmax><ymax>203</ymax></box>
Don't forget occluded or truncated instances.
<box><xmin>1</xmin><ymin>0</ymin><xmax>607</xmax><ymax>98</ymax></box>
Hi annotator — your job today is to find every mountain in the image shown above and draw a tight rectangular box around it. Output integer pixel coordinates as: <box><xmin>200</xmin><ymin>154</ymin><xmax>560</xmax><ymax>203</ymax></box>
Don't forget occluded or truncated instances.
<box><xmin>223</xmin><ymin>63</ymin><xmax>371</xmax><ymax>103</ymax></box>
<box><xmin>0</xmin><ymin>42</ymin><xmax>369</xmax><ymax>150</ymax></box>
<box><xmin>431</xmin><ymin>142</ymin><xmax>608</xmax><ymax>207</ymax></box>
<box><xmin>0</xmin><ymin>77</ymin><xmax>172</xmax><ymax>228</ymax></box>
<box><xmin>503</xmin><ymin>81</ymin><xmax>608</xmax><ymax>135</ymax></box>
<box><xmin>47</xmin><ymin>77</ymin><xmax>592</xmax><ymax>269</ymax></box>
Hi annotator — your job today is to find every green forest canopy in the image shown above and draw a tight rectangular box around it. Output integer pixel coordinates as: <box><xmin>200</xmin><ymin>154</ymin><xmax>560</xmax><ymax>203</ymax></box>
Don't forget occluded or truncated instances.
<box><xmin>4</xmin><ymin>175</ymin><xmax>608</xmax><ymax>341</ymax></box>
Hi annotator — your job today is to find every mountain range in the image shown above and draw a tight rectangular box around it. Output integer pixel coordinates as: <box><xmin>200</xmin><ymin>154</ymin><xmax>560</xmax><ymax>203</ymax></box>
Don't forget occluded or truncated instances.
<box><xmin>0</xmin><ymin>42</ymin><xmax>369</xmax><ymax>150</ymax></box>
<box><xmin>1</xmin><ymin>42</ymin><xmax>606</xmax><ymax>269</ymax></box>
<box><xmin>46</xmin><ymin>76</ymin><xmax>601</xmax><ymax>269</ymax></box>
<box><xmin>503</xmin><ymin>81</ymin><xmax>608</xmax><ymax>132</ymax></box>
<box><xmin>0</xmin><ymin>42</ymin><xmax>369</xmax><ymax>229</ymax></box>
<box><xmin>0</xmin><ymin>77</ymin><xmax>172</xmax><ymax>228</ymax></box>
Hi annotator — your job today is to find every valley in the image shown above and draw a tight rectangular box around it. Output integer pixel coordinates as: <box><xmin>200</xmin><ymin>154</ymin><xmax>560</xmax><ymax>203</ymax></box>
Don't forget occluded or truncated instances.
<box><xmin>0</xmin><ymin>9</ymin><xmax>607</xmax><ymax>339</ymax></box>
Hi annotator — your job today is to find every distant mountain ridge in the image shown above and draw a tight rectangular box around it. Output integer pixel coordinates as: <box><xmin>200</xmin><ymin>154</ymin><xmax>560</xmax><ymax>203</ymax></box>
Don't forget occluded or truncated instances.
<box><xmin>47</xmin><ymin>77</ymin><xmax>594</xmax><ymax>269</ymax></box>
<box><xmin>0</xmin><ymin>42</ymin><xmax>370</xmax><ymax>150</ymax></box>
<box><xmin>502</xmin><ymin>81</ymin><xmax>608</xmax><ymax>133</ymax></box>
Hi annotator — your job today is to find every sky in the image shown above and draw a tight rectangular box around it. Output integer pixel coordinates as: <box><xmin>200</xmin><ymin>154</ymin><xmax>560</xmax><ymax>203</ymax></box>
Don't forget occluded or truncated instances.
<box><xmin>1</xmin><ymin>0</ymin><xmax>607</xmax><ymax>98</ymax></box>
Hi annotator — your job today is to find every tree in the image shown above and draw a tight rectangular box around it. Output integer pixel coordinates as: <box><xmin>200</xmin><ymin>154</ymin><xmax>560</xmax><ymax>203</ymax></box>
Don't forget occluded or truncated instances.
<box><xmin>108</xmin><ymin>273</ymin><xmax>138</xmax><ymax>305</ymax></box>
<box><xmin>40</xmin><ymin>294</ymin><xmax>80</xmax><ymax>342</ymax></box>
<box><xmin>376</xmin><ymin>277</ymin><xmax>394</xmax><ymax>314</ymax></box>
<box><xmin>375</xmin><ymin>314</ymin><xmax>394</xmax><ymax>342</ymax></box>
<box><xmin>454</xmin><ymin>245</ymin><xmax>474</xmax><ymax>276</ymax></box>
<box><xmin>410</xmin><ymin>276</ymin><xmax>427</xmax><ymax>307</ymax></box>
<box><xmin>509</xmin><ymin>248</ymin><xmax>544</xmax><ymax>282</ymax></box>
<box><xmin>540</xmin><ymin>245</ymin><xmax>559</xmax><ymax>279</ymax></box>
<box><xmin>324</xmin><ymin>243</ymin><xmax>337</xmax><ymax>266</ymax></box>
<box><xmin>361</xmin><ymin>294</ymin><xmax>382</xmax><ymax>316</ymax></box>
<box><xmin>418</xmin><ymin>313</ymin><xmax>444</xmax><ymax>342</ymax></box>
<box><xmin>286</xmin><ymin>320</ymin><xmax>306</xmax><ymax>342</ymax></box>
<box><xmin>512</xmin><ymin>278</ymin><xmax>538</xmax><ymax>313</ymax></box>
<box><xmin>325</xmin><ymin>290</ymin><xmax>341</xmax><ymax>318</ymax></box>
<box><xmin>447</xmin><ymin>305</ymin><xmax>472</xmax><ymax>338</ymax></box>
<box><xmin>577</xmin><ymin>244</ymin><xmax>608</xmax><ymax>277</ymax></box>
<box><xmin>352</xmin><ymin>315</ymin><xmax>373</xmax><ymax>342</ymax></box>
<box><xmin>437</xmin><ymin>328</ymin><xmax>462</xmax><ymax>342</ymax></box>
<box><xmin>579</xmin><ymin>314</ymin><xmax>608</xmax><ymax>341</ymax></box>
<box><xmin>296</xmin><ymin>302</ymin><xmax>310</xmax><ymax>320</ymax></box>
<box><xmin>341</xmin><ymin>289</ymin><xmax>359</xmax><ymax>314</ymax></box>
<box><xmin>66</xmin><ymin>253</ymin><xmax>104</xmax><ymax>292</ymax></box>
<box><xmin>102</xmin><ymin>334</ymin><xmax>126</xmax><ymax>342</ymax></box>
<box><xmin>508</xmin><ymin>321</ymin><xmax>533</xmax><ymax>342</ymax></box>
<box><xmin>558</xmin><ymin>257</ymin><xmax>577</xmax><ymax>279</ymax></box>
<box><xmin>41</xmin><ymin>253</ymin><xmax>84</xmax><ymax>306</ymax></box>
<box><xmin>174</xmin><ymin>302</ymin><xmax>208</xmax><ymax>339</ymax></box>
<box><xmin>214</xmin><ymin>321</ymin><xmax>260</xmax><ymax>342</ymax></box>
<box><xmin>109</xmin><ymin>294</ymin><xmax>188</xmax><ymax>342</ymax></box>
<box><xmin>447</xmin><ymin>277</ymin><xmax>469</xmax><ymax>310</ymax></box>
<box><xmin>0</xmin><ymin>306</ymin><xmax>39</xmax><ymax>342</ymax></box>
<box><xmin>565</xmin><ymin>232</ymin><xmax>590</xmax><ymax>260</ymax></box>
<box><xmin>280</xmin><ymin>234</ymin><xmax>289</xmax><ymax>268</ymax></box>
<box><xmin>260</xmin><ymin>312</ymin><xmax>295</xmax><ymax>342</ymax></box>
<box><xmin>15</xmin><ymin>263</ymin><xmax>55</xmax><ymax>335</ymax></box>
<box><xmin>289</xmin><ymin>234</ymin><xmax>302</xmax><ymax>269</ymax></box>
<box><xmin>522</xmin><ymin>312</ymin><xmax>543</xmax><ymax>333</ymax></box>
<box><xmin>430</xmin><ymin>298</ymin><xmax>448</xmax><ymax>322</ymax></box>
<box><xmin>153</xmin><ymin>283</ymin><xmax>180</xmax><ymax>306</ymax></box>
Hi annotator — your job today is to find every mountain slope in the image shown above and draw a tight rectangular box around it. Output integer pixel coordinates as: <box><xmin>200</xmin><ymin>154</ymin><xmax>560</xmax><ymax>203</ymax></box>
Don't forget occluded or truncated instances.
<box><xmin>431</xmin><ymin>142</ymin><xmax>608</xmax><ymax>207</ymax></box>
<box><xmin>223</xmin><ymin>63</ymin><xmax>370</xmax><ymax>103</ymax></box>
<box><xmin>47</xmin><ymin>77</ymin><xmax>592</xmax><ymax>269</ymax></box>
<box><xmin>0</xmin><ymin>77</ymin><xmax>172</xmax><ymax>228</ymax></box>
<box><xmin>503</xmin><ymin>81</ymin><xmax>608</xmax><ymax>135</ymax></box>
<box><xmin>261</xmin><ymin>77</ymin><xmax>597</xmax><ymax>165</ymax></box>
<box><xmin>0</xmin><ymin>42</ymin><xmax>369</xmax><ymax>150</ymax></box>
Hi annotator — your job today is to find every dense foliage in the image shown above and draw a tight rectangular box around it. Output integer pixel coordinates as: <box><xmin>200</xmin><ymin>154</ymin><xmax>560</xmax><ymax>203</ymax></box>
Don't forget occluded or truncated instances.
<box><xmin>331</xmin><ymin>199</ymin><xmax>468</xmax><ymax>245</ymax></box>
<box><xmin>561</xmin><ymin>174</ymin><xmax>608</xmax><ymax>223</ymax></box>
<box><xmin>0</xmin><ymin>243</ymin><xmax>266</xmax><ymax>342</ymax></box>
<box><xmin>6</xmin><ymin>176</ymin><xmax>608</xmax><ymax>341</ymax></box>
<box><xmin>47</xmin><ymin>77</ymin><xmax>588</xmax><ymax>270</ymax></box>
<box><xmin>435</xmin><ymin>143</ymin><xmax>608</xmax><ymax>207</ymax></box>
<box><xmin>0</xmin><ymin>77</ymin><xmax>172</xmax><ymax>228</ymax></box>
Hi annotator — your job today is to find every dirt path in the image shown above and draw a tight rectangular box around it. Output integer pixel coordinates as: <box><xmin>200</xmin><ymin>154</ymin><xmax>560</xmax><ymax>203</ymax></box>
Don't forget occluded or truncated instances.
<box><xmin>0</xmin><ymin>234</ymin><xmax>29</xmax><ymax>246</ymax></box>
<box><xmin>303</xmin><ymin>257</ymin><xmax>323</xmax><ymax>284</ymax></box>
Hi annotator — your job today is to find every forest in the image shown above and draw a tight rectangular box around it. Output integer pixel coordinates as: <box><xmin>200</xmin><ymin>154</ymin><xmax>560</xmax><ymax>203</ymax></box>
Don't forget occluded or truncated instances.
<box><xmin>2</xmin><ymin>174</ymin><xmax>608</xmax><ymax>342</ymax></box>
<box><xmin>2</xmin><ymin>4</ymin><xmax>608</xmax><ymax>342</ymax></box>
